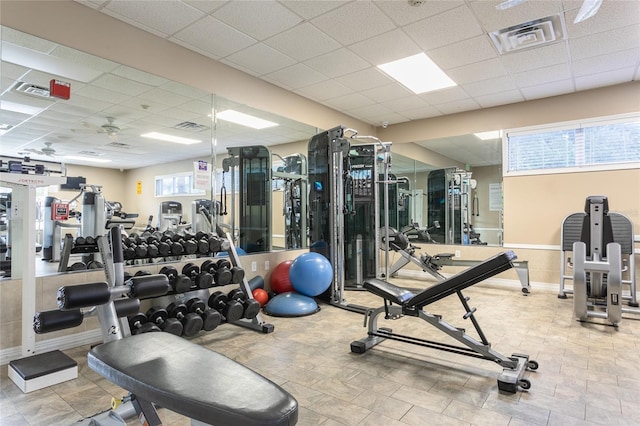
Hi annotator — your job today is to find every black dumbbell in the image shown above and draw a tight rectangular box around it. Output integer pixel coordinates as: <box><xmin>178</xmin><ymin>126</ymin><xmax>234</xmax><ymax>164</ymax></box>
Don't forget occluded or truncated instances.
<box><xmin>179</xmin><ymin>237</ymin><xmax>198</xmax><ymax>255</ymax></box>
<box><xmin>208</xmin><ymin>236</ymin><xmax>222</xmax><ymax>253</ymax></box>
<box><xmin>208</xmin><ymin>291</ymin><xmax>243</xmax><ymax>323</ymax></box>
<box><xmin>157</xmin><ymin>239</ymin><xmax>171</xmax><ymax>256</ymax></box>
<box><xmin>201</xmin><ymin>259</ymin><xmax>232</xmax><ymax>286</ymax></box>
<box><xmin>75</xmin><ymin>236</ymin><xmax>86</xmax><ymax>246</ymax></box>
<box><xmin>196</xmin><ymin>237</ymin><xmax>210</xmax><ymax>255</ymax></box>
<box><xmin>167</xmin><ymin>302</ymin><xmax>203</xmax><ymax>337</ymax></box>
<box><xmin>186</xmin><ymin>298</ymin><xmax>221</xmax><ymax>332</ymax></box>
<box><xmin>134</xmin><ymin>242</ymin><xmax>149</xmax><ymax>258</ymax></box>
<box><xmin>230</xmin><ymin>266</ymin><xmax>245</xmax><ymax>284</ymax></box>
<box><xmin>227</xmin><ymin>288</ymin><xmax>261</xmax><ymax>319</ymax></box>
<box><xmin>134</xmin><ymin>270</ymin><xmax>152</xmax><ymax>277</ymax></box>
<box><xmin>182</xmin><ymin>263</ymin><xmax>214</xmax><ymax>289</ymax></box>
<box><xmin>68</xmin><ymin>261</ymin><xmax>87</xmax><ymax>271</ymax></box>
<box><xmin>85</xmin><ymin>236</ymin><xmax>96</xmax><ymax>245</ymax></box>
<box><xmin>146</xmin><ymin>306</ymin><xmax>183</xmax><ymax>336</ymax></box>
<box><xmin>86</xmin><ymin>260</ymin><xmax>104</xmax><ymax>270</ymax></box>
<box><xmin>159</xmin><ymin>265</ymin><xmax>192</xmax><ymax>293</ymax></box>
<box><xmin>128</xmin><ymin>313</ymin><xmax>160</xmax><ymax>335</ymax></box>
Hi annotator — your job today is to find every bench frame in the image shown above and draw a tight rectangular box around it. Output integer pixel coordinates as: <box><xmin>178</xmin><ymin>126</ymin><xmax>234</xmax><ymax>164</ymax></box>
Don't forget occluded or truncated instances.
<box><xmin>351</xmin><ymin>252</ymin><xmax>537</xmax><ymax>393</ymax></box>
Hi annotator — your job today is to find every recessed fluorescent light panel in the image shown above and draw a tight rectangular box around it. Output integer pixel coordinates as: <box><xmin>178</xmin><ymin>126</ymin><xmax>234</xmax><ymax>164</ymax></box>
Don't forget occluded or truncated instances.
<box><xmin>474</xmin><ymin>130</ymin><xmax>502</xmax><ymax>140</ymax></box>
<box><xmin>63</xmin><ymin>155</ymin><xmax>112</xmax><ymax>163</ymax></box>
<box><xmin>217</xmin><ymin>110</ymin><xmax>278</xmax><ymax>129</ymax></box>
<box><xmin>377</xmin><ymin>53</ymin><xmax>456</xmax><ymax>94</ymax></box>
<box><xmin>141</xmin><ymin>132</ymin><xmax>202</xmax><ymax>145</ymax></box>
<box><xmin>0</xmin><ymin>100</ymin><xmax>44</xmax><ymax>115</ymax></box>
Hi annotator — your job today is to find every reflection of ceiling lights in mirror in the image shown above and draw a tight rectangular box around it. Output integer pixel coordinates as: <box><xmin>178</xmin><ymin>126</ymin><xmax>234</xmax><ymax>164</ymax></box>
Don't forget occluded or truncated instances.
<box><xmin>474</xmin><ymin>130</ymin><xmax>502</xmax><ymax>140</ymax></box>
<box><xmin>63</xmin><ymin>155</ymin><xmax>111</xmax><ymax>163</ymax></box>
<box><xmin>141</xmin><ymin>132</ymin><xmax>202</xmax><ymax>145</ymax></box>
<box><xmin>377</xmin><ymin>53</ymin><xmax>456</xmax><ymax>94</ymax></box>
<box><xmin>0</xmin><ymin>100</ymin><xmax>44</xmax><ymax>115</ymax></box>
<box><xmin>217</xmin><ymin>110</ymin><xmax>278</xmax><ymax>129</ymax></box>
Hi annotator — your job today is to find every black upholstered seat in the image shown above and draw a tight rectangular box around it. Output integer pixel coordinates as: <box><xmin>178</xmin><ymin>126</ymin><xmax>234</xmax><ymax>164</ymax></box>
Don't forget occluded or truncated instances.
<box><xmin>88</xmin><ymin>332</ymin><xmax>298</xmax><ymax>426</ymax></box>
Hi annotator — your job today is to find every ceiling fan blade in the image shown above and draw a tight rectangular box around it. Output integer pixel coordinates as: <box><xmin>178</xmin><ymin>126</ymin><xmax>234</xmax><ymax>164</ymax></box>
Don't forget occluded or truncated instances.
<box><xmin>496</xmin><ymin>0</ymin><xmax>528</xmax><ymax>11</ymax></box>
<box><xmin>574</xmin><ymin>0</ymin><xmax>603</xmax><ymax>23</ymax></box>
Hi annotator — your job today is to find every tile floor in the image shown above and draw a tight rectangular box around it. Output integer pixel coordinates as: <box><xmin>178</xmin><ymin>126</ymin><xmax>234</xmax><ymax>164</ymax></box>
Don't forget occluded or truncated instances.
<box><xmin>1</xmin><ymin>279</ymin><xmax>639</xmax><ymax>425</ymax></box>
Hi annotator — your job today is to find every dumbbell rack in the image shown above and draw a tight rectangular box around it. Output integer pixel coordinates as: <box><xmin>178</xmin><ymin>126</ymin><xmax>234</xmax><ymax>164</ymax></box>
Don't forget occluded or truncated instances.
<box><xmin>58</xmin><ymin>234</ymin><xmax>103</xmax><ymax>272</ymax></box>
<box><xmin>108</xmin><ymin>229</ymin><xmax>274</xmax><ymax>337</ymax></box>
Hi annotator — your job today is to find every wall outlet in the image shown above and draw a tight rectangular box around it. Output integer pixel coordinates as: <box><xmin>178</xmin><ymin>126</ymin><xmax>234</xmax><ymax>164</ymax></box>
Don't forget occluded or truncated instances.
<box><xmin>251</xmin><ymin>261</ymin><xmax>257</xmax><ymax>272</ymax></box>
<box><xmin>454</xmin><ymin>250</ymin><xmax>461</xmax><ymax>258</ymax></box>
<box><xmin>264</xmin><ymin>260</ymin><xmax>270</xmax><ymax>270</ymax></box>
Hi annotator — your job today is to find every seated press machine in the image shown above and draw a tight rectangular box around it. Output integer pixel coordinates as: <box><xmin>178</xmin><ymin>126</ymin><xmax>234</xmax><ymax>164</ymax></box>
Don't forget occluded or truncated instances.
<box><xmin>559</xmin><ymin>196</ymin><xmax>638</xmax><ymax>326</ymax></box>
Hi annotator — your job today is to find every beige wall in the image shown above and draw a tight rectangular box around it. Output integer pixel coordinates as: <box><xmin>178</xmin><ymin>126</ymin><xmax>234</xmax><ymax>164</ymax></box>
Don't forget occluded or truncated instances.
<box><xmin>469</xmin><ymin>165</ymin><xmax>502</xmax><ymax>245</ymax></box>
<box><xmin>504</xmin><ymin>168</ymin><xmax>640</xmax><ymax>246</ymax></box>
<box><xmin>48</xmin><ymin>164</ymin><xmax>127</xmax><ymax>209</ymax></box>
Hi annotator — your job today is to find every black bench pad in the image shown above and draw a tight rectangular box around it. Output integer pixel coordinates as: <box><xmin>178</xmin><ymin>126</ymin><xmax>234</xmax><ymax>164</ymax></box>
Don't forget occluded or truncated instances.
<box><xmin>364</xmin><ymin>251</ymin><xmax>516</xmax><ymax>308</ymax></box>
<box><xmin>363</xmin><ymin>278</ymin><xmax>415</xmax><ymax>305</ymax></box>
<box><xmin>88</xmin><ymin>332</ymin><xmax>298</xmax><ymax>426</ymax></box>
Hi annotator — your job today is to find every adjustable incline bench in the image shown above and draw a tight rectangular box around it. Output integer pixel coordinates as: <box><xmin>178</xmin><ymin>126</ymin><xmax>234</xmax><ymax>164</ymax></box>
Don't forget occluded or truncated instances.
<box><xmin>351</xmin><ymin>251</ymin><xmax>537</xmax><ymax>393</ymax></box>
<box><xmin>33</xmin><ymin>227</ymin><xmax>298</xmax><ymax>425</ymax></box>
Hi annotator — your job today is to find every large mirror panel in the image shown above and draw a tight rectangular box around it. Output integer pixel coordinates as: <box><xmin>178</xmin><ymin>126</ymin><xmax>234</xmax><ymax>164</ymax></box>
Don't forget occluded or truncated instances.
<box><xmin>0</xmin><ymin>26</ymin><xmax>318</xmax><ymax>278</ymax></box>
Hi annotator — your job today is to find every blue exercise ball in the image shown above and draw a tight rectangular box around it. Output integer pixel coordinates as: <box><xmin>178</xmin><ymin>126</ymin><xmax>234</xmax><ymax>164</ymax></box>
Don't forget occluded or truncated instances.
<box><xmin>263</xmin><ymin>292</ymin><xmax>320</xmax><ymax>317</ymax></box>
<box><xmin>289</xmin><ymin>252</ymin><xmax>333</xmax><ymax>297</ymax></box>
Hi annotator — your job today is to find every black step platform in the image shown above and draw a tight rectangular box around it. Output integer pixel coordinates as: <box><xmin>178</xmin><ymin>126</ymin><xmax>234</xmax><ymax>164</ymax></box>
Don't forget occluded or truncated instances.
<box><xmin>88</xmin><ymin>332</ymin><xmax>298</xmax><ymax>426</ymax></box>
<box><xmin>9</xmin><ymin>350</ymin><xmax>78</xmax><ymax>393</ymax></box>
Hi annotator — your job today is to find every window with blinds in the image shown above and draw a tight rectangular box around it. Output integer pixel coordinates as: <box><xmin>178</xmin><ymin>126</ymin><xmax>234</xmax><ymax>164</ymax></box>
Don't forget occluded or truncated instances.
<box><xmin>504</xmin><ymin>114</ymin><xmax>640</xmax><ymax>176</ymax></box>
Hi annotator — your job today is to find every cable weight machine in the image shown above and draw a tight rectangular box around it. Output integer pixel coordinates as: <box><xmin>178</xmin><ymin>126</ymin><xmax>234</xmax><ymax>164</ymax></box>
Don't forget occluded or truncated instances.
<box><xmin>307</xmin><ymin>126</ymin><xmax>393</xmax><ymax>312</ymax></box>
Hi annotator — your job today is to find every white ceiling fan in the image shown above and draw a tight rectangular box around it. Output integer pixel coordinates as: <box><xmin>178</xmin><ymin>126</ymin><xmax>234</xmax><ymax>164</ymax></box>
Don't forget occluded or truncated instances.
<box><xmin>23</xmin><ymin>141</ymin><xmax>57</xmax><ymax>157</ymax></box>
<box><xmin>496</xmin><ymin>0</ymin><xmax>603</xmax><ymax>23</ymax></box>
<box><xmin>83</xmin><ymin>117</ymin><xmax>122</xmax><ymax>140</ymax></box>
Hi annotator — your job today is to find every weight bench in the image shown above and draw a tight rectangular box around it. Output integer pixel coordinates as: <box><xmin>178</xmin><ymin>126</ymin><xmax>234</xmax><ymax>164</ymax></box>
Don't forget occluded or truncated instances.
<box><xmin>89</xmin><ymin>332</ymin><xmax>298</xmax><ymax>426</ymax></box>
<box><xmin>351</xmin><ymin>251</ymin><xmax>537</xmax><ymax>393</ymax></box>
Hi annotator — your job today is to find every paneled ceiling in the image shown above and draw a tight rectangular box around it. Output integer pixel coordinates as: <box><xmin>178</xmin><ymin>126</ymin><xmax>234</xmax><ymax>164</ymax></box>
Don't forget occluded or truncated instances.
<box><xmin>1</xmin><ymin>0</ymin><xmax>639</xmax><ymax>169</ymax></box>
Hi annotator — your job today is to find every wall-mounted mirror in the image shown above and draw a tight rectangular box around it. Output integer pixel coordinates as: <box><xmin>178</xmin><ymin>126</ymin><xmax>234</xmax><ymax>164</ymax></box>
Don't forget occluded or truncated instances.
<box><xmin>390</xmin><ymin>133</ymin><xmax>503</xmax><ymax>247</ymax></box>
<box><xmin>0</xmin><ymin>26</ymin><xmax>318</xmax><ymax>278</ymax></box>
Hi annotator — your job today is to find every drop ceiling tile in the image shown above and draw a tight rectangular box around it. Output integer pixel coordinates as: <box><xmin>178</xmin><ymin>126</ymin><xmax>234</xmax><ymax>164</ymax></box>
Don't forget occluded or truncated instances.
<box><xmin>349</xmin><ymin>29</ymin><xmax>422</xmax><ymax>66</ymax></box>
<box><xmin>183</xmin><ymin>0</ymin><xmax>229</xmax><ymax>13</ymax></box>
<box><xmin>160</xmin><ymin>81</ymin><xmax>210</xmax><ymax>100</ymax></box>
<box><xmin>462</xmin><ymin>75</ymin><xmax>517</xmax><ymax>97</ymax></box>
<box><xmin>91</xmin><ymin>74</ymin><xmax>153</xmax><ymax>96</ymax></box>
<box><xmin>500</xmin><ymin>42</ymin><xmax>569</xmax><ymax>74</ymax></box>
<box><xmin>569</xmin><ymin>24</ymin><xmax>640</xmax><ymax>61</ymax></box>
<box><xmin>575</xmin><ymin>67</ymin><xmax>637</xmax><ymax>91</ymax></box>
<box><xmin>171</xmin><ymin>16</ymin><xmax>256</xmax><ymax>58</ymax></box>
<box><xmin>138</xmin><ymin>88</ymin><xmax>191</xmax><ymax>107</ymax></box>
<box><xmin>428</xmin><ymin>36</ymin><xmax>498</xmax><ymax>70</ymax></box>
<box><xmin>565</xmin><ymin>0</ymin><xmax>640</xmax><ymax>38</ymax></box>
<box><xmin>335</xmin><ymin>68</ymin><xmax>393</xmax><ymax>92</ymax></box>
<box><xmin>361</xmin><ymin>83</ymin><xmax>412</xmax><ymax>103</ymax></box>
<box><xmin>264</xmin><ymin>63</ymin><xmax>328</xmax><ymax>90</ymax></box>
<box><xmin>374</xmin><ymin>0</ymin><xmax>464</xmax><ymax>26</ymax></box>
<box><xmin>311</xmin><ymin>2</ymin><xmax>396</xmax><ymax>46</ymax></box>
<box><xmin>404</xmin><ymin>5</ymin><xmax>484</xmax><ymax>52</ymax></box>
<box><xmin>420</xmin><ymin>86</ymin><xmax>470</xmax><ymax>105</ymax></box>
<box><xmin>520</xmin><ymin>79</ymin><xmax>574</xmax><ymax>100</ymax></box>
<box><xmin>573</xmin><ymin>48</ymin><xmax>640</xmax><ymax>77</ymax></box>
<box><xmin>383</xmin><ymin>96</ymin><xmax>431</xmax><ymax>113</ymax></box>
<box><xmin>324</xmin><ymin>93</ymin><xmax>376</xmax><ymax>111</ymax></box>
<box><xmin>469</xmin><ymin>0</ymin><xmax>563</xmax><ymax>31</ymax></box>
<box><xmin>0</xmin><ymin>62</ymin><xmax>30</xmax><ymax>81</ymax></box>
<box><xmin>224</xmin><ymin>43</ymin><xmax>297</xmax><ymax>76</ymax></box>
<box><xmin>213</xmin><ymin>1</ymin><xmax>302</xmax><ymax>40</ymax></box>
<box><xmin>434</xmin><ymin>98</ymin><xmax>481</xmax><ymax>115</ymax></box>
<box><xmin>118</xmin><ymin>97</ymin><xmax>170</xmax><ymax>115</ymax></box>
<box><xmin>111</xmin><ymin>65</ymin><xmax>169</xmax><ymax>87</ymax></box>
<box><xmin>103</xmin><ymin>0</ymin><xmax>205</xmax><ymax>36</ymax></box>
<box><xmin>100</xmin><ymin>104</ymin><xmax>152</xmax><ymax>121</ymax></box>
<box><xmin>446</xmin><ymin>58</ymin><xmax>508</xmax><ymax>85</ymax></box>
<box><xmin>294</xmin><ymin>80</ymin><xmax>353</xmax><ymax>102</ymax></box>
<box><xmin>303</xmin><ymin>48</ymin><xmax>370</xmax><ymax>79</ymax></box>
<box><xmin>473</xmin><ymin>90</ymin><xmax>525</xmax><ymax>108</ymax></box>
<box><xmin>64</xmin><ymin>93</ymin><xmax>114</xmax><ymax>112</ymax></box>
<box><xmin>264</xmin><ymin>22</ymin><xmax>341</xmax><ymax>61</ymax></box>
<box><xmin>512</xmin><ymin>63</ymin><xmax>571</xmax><ymax>88</ymax></box>
<box><xmin>170</xmin><ymin>38</ymin><xmax>222</xmax><ymax>61</ymax></box>
<box><xmin>279</xmin><ymin>0</ymin><xmax>345</xmax><ymax>20</ymax></box>
<box><xmin>1</xmin><ymin>27</ymin><xmax>57</xmax><ymax>53</ymax></box>
<box><xmin>75</xmin><ymin>84</ymin><xmax>130</xmax><ymax>104</ymax></box>
<box><xmin>367</xmin><ymin>112</ymin><xmax>409</xmax><ymax>126</ymax></box>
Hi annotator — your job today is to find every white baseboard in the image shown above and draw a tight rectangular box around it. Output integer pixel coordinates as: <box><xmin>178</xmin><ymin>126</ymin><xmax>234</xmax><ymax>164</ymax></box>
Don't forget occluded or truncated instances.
<box><xmin>1</xmin><ymin>328</ymin><xmax>102</xmax><ymax>366</ymax></box>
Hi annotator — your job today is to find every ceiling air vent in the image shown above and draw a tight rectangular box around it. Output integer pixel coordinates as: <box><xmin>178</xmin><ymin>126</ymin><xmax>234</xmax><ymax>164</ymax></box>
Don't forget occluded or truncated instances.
<box><xmin>173</xmin><ymin>121</ymin><xmax>210</xmax><ymax>132</ymax></box>
<box><xmin>106</xmin><ymin>142</ymin><xmax>132</xmax><ymax>149</ymax></box>
<box><xmin>77</xmin><ymin>151</ymin><xmax>102</xmax><ymax>156</ymax></box>
<box><xmin>489</xmin><ymin>14</ymin><xmax>567</xmax><ymax>55</ymax></box>
<box><xmin>14</xmin><ymin>82</ymin><xmax>50</xmax><ymax>98</ymax></box>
